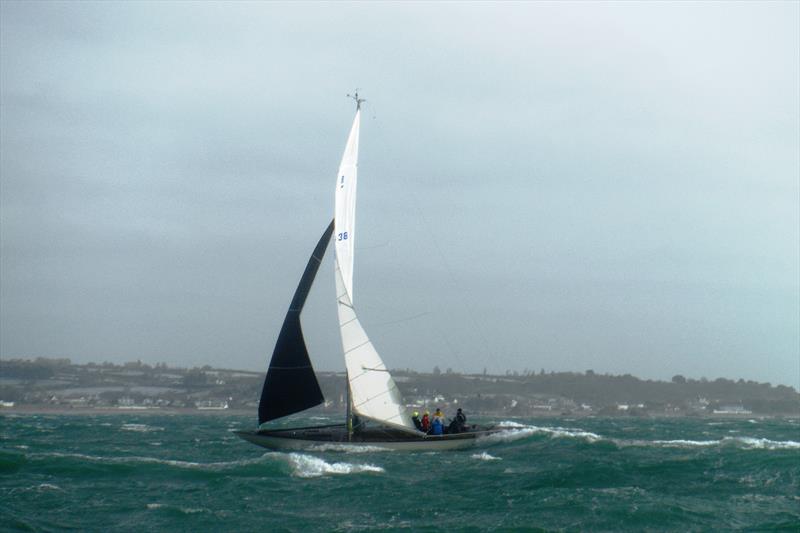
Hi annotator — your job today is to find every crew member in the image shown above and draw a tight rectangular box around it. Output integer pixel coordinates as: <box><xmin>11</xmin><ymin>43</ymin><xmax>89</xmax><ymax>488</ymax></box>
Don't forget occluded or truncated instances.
<box><xmin>411</xmin><ymin>411</ymin><xmax>422</xmax><ymax>431</ymax></box>
<box><xmin>455</xmin><ymin>408</ymin><xmax>467</xmax><ymax>432</ymax></box>
<box><xmin>431</xmin><ymin>408</ymin><xmax>445</xmax><ymax>435</ymax></box>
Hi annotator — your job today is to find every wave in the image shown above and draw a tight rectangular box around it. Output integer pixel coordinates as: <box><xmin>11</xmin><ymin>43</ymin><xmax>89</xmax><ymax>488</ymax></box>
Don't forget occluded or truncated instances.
<box><xmin>647</xmin><ymin>439</ymin><xmax>719</xmax><ymax>448</ymax></box>
<box><xmin>623</xmin><ymin>436</ymin><xmax>800</xmax><ymax>450</ymax></box>
<box><xmin>120</xmin><ymin>423</ymin><xmax>163</xmax><ymax>433</ymax></box>
<box><xmin>483</xmin><ymin>421</ymin><xmax>602</xmax><ymax>444</ymax></box>
<box><xmin>146</xmin><ymin>503</ymin><xmax>207</xmax><ymax>514</ymax></box>
<box><xmin>471</xmin><ymin>452</ymin><xmax>500</xmax><ymax>461</ymax></box>
<box><xmin>36</xmin><ymin>483</ymin><xmax>63</xmax><ymax>492</ymax></box>
<box><xmin>726</xmin><ymin>437</ymin><xmax>800</xmax><ymax>450</ymax></box>
<box><xmin>25</xmin><ymin>450</ymin><xmax>387</xmax><ymax>478</ymax></box>
<box><xmin>28</xmin><ymin>451</ymin><xmax>272</xmax><ymax>471</ymax></box>
<box><xmin>285</xmin><ymin>453</ymin><xmax>384</xmax><ymax>478</ymax></box>
<box><xmin>484</xmin><ymin>422</ymin><xmax>800</xmax><ymax>451</ymax></box>
<box><xmin>307</xmin><ymin>443</ymin><xmax>392</xmax><ymax>453</ymax></box>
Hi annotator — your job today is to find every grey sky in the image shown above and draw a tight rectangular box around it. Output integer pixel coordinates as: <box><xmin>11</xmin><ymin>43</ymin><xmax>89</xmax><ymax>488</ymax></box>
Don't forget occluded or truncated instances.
<box><xmin>1</xmin><ymin>1</ymin><xmax>798</xmax><ymax>387</ymax></box>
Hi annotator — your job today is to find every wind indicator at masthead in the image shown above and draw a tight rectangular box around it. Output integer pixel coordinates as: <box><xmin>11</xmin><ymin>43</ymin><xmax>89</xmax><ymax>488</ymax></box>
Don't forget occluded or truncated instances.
<box><xmin>347</xmin><ymin>89</ymin><xmax>366</xmax><ymax>110</ymax></box>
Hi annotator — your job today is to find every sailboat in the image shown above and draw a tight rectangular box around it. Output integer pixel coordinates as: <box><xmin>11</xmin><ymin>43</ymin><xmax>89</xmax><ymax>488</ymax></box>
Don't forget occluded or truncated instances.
<box><xmin>236</xmin><ymin>95</ymin><xmax>500</xmax><ymax>451</ymax></box>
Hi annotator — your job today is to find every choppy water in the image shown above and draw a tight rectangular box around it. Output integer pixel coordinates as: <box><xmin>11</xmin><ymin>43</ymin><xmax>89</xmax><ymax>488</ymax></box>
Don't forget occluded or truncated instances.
<box><xmin>2</xmin><ymin>414</ymin><xmax>798</xmax><ymax>531</ymax></box>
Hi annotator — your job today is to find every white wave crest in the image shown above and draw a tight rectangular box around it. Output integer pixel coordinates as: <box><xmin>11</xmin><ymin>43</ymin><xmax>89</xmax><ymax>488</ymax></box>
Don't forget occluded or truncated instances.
<box><xmin>286</xmin><ymin>453</ymin><xmax>384</xmax><ymax>478</ymax></box>
<box><xmin>146</xmin><ymin>503</ymin><xmax>204</xmax><ymax>514</ymax></box>
<box><xmin>483</xmin><ymin>422</ymin><xmax>603</xmax><ymax>444</ymax></box>
<box><xmin>622</xmin><ymin>436</ymin><xmax>800</xmax><ymax>450</ymax></box>
<box><xmin>307</xmin><ymin>443</ymin><xmax>391</xmax><ymax>453</ymax></box>
<box><xmin>541</xmin><ymin>427</ymin><xmax>603</xmax><ymax>442</ymax></box>
<box><xmin>478</xmin><ymin>427</ymin><xmax>538</xmax><ymax>444</ymax></box>
<box><xmin>497</xmin><ymin>420</ymin><xmax>527</xmax><ymax>428</ymax></box>
<box><xmin>120</xmin><ymin>423</ymin><xmax>163</xmax><ymax>433</ymax></box>
<box><xmin>491</xmin><ymin>423</ymin><xmax>799</xmax><ymax>451</ymax></box>
<box><xmin>649</xmin><ymin>439</ymin><xmax>719</xmax><ymax>448</ymax></box>
<box><xmin>471</xmin><ymin>452</ymin><xmax>500</xmax><ymax>461</ymax></box>
<box><xmin>731</xmin><ymin>437</ymin><xmax>800</xmax><ymax>450</ymax></box>
<box><xmin>33</xmin><ymin>451</ymin><xmax>274</xmax><ymax>470</ymax></box>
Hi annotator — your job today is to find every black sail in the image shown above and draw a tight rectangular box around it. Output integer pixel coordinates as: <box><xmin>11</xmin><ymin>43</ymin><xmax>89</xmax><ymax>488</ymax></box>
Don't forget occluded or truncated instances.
<box><xmin>258</xmin><ymin>220</ymin><xmax>334</xmax><ymax>425</ymax></box>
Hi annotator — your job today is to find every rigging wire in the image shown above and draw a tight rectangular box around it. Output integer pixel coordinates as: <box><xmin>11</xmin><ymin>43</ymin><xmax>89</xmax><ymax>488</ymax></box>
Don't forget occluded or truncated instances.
<box><xmin>403</xmin><ymin>185</ymin><xmax>496</xmax><ymax>374</ymax></box>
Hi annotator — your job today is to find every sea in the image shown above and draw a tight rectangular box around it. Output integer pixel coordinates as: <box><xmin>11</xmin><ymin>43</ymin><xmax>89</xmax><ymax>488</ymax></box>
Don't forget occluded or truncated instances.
<box><xmin>1</xmin><ymin>413</ymin><xmax>798</xmax><ymax>532</ymax></box>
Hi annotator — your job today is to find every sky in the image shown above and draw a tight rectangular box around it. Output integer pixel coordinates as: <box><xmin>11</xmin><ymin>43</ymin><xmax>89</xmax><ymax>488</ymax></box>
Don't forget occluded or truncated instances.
<box><xmin>1</xmin><ymin>1</ymin><xmax>798</xmax><ymax>387</ymax></box>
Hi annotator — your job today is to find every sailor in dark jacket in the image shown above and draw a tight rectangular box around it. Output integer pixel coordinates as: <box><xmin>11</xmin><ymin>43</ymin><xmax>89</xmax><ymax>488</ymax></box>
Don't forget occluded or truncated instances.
<box><xmin>455</xmin><ymin>408</ymin><xmax>467</xmax><ymax>432</ymax></box>
<box><xmin>411</xmin><ymin>411</ymin><xmax>422</xmax><ymax>431</ymax></box>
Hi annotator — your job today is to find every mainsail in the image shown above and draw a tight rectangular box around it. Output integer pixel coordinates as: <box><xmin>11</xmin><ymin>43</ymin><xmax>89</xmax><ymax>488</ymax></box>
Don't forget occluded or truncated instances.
<box><xmin>334</xmin><ymin>108</ymin><xmax>359</xmax><ymax>303</ymax></box>
<box><xmin>258</xmin><ymin>221</ymin><xmax>333</xmax><ymax>425</ymax></box>
<box><xmin>333</xmin><ymin>106</ymin><xmax>417</xmax><ymax>433</ymax></box>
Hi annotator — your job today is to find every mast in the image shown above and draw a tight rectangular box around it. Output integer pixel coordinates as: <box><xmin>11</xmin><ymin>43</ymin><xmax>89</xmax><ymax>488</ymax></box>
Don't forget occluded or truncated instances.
<box><xmin>339</xmin><ymin>91</ymin><xmax>366</xmax><ymax>441</ymax></box>
<box><xmin>346</xmin><ymin>372</ymin><xmax>353</xmax><ymax>441</ymax></box>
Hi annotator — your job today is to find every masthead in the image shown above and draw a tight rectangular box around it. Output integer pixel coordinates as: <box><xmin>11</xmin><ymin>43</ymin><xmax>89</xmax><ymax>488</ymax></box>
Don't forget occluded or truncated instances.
<box><xmin>347</xmin><ymin>90</ymin><xmax>366</xmax><ymax>111</ymax></box>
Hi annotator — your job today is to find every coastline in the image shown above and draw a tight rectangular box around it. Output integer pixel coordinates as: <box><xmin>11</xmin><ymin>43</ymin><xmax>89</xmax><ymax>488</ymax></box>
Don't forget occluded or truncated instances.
<box><xmin>2</xmin><ymin>405</ymin><xmax>796</xmax><ymax>420</ymax></box>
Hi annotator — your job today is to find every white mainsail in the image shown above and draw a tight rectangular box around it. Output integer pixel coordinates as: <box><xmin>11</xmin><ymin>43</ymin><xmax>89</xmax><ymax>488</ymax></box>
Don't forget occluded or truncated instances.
<box><xmin>334</xmin><ymin>109</ymin><xmax>359</xmax><ymax>303</ymax></box>
<box><xmin>333</xmin><ymin>106</ymin><xmax>416</xmax><ymax>433</ymax></box>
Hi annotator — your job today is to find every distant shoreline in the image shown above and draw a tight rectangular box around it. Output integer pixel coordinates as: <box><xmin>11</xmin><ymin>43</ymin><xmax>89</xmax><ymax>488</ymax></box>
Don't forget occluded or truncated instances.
<box><xmin>4</xmin><ymin>358</ymin><xmax>797</xmax><ymax>417</ymax></box>
<box><xmin>2</xmin><ymin>405</ymin><xmax>796</xmax><ymax>420</ymax></box>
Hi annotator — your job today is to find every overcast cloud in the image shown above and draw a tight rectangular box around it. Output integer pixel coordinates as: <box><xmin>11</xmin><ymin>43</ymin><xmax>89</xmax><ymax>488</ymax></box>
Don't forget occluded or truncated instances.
<box><xmin>1</xmin><ymin>1</ymin><xmax>798</xmax><ymax>387</ymax></box>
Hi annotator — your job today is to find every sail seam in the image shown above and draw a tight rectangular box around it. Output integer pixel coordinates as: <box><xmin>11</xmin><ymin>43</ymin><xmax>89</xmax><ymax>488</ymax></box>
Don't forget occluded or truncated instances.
<box><xmin>344</xmin><ymin>339</ymin><xmax>371</xmax><ymax>354</ymax></box>
<box><xmin>352</xmin><ymin>383</ymin><xmax>399</xmax><ymax>407</ymax></box>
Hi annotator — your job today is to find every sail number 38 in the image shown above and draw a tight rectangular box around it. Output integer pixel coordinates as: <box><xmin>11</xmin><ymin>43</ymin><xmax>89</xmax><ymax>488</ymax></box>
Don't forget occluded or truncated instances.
<box><xmin>337</xmin><ymin>232</ymin><xmax>349</xmax><ymax>241</ymax></box>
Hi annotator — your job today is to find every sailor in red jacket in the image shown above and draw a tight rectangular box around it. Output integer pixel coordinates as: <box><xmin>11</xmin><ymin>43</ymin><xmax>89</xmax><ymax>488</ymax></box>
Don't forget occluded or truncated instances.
<box><xmin>420</xmin><ymin>411</ymin><xmax>430</xmax><ymax>433</ymax></box>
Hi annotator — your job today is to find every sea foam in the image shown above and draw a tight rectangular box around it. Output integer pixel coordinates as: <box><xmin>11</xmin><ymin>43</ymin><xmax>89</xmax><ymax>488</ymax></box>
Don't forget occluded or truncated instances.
<box><xmin>307</xmin><ymin>443</ymin><xmax>392</xmax><ymax>453</ymax></box>
<box><xmin>622</xmin><ymin>436</ymin><xmax>800</xmax><ymax>450</ymax></box>
<box><xmin>120</xmin><ymin>423</ymin><xmax>163</xmax><ymax>433</ymax></box>
<box><xmin>486</xmin><ymin>421</ymin><xmax>602</xmax><ymax>444</ymax></box>
<box><xmin>286</xmin><ymin>453</ymin><xmax>384</xmax><ymax>478</ymax></box>
<box><xmin>471</xmin><ymin>452</ymin><xmax>501</xmax><ymax>461</ymax></box>
<box><xmin>485</xmin><ymin>422</ymin><xmax>800</xmax><ymax>451</ymax></box>
<box><xmin>32</xmin><ymin>451</ymin><xmax>272</xmax><ymax>471</ymax></box>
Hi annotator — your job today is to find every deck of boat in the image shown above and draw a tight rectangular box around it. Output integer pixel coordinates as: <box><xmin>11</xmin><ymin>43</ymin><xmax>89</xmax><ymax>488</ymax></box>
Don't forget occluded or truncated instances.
<box><xmin>235</xmin><ymin>424</ymin><xmax>499</xmax><ymax>452</ymax></box>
